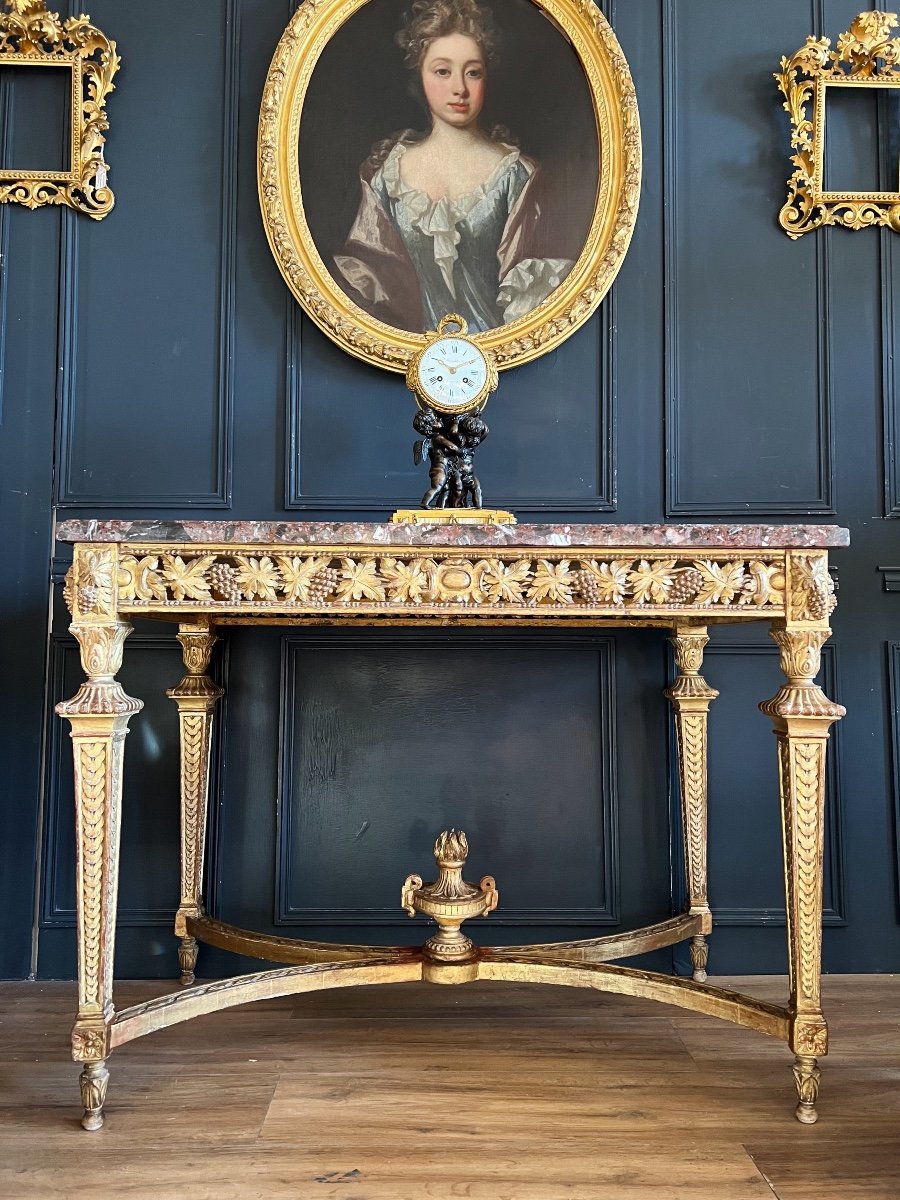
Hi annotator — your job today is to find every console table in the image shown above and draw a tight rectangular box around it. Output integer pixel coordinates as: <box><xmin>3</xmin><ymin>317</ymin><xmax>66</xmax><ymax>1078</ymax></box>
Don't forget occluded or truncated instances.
<box><xmin>55</xmin><ymin>520</ymin><xmax>847</xmax><ymax>1130</ymax></box>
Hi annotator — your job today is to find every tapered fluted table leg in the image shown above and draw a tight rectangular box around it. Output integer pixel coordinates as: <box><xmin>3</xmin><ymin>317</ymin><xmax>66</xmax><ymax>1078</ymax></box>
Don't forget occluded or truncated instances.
<box><xmin>167</xmin><ymin>620</ymin><xmax>224</xmax><ymax>985</ymax></box>
<box><xmin>760</xmin><ymin>618</ymin><xmax>844</xmax><ymax>1123</ymax></box>
<box><xmin>56</xmin><ymin>607</ymin><xmax>142</xmax><ymax>1131</ymax></box>
<box><xmin>665</xmin><ymin>623</ymin><xmax>718</xmax><ymax>982</ymax></box>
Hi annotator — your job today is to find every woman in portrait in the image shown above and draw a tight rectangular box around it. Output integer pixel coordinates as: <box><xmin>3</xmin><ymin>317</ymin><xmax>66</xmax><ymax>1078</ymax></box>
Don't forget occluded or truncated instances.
<box><xmin>333</xmin><ymin>0</ymin><xmax>576</xmax><ymax>333</ymax></box>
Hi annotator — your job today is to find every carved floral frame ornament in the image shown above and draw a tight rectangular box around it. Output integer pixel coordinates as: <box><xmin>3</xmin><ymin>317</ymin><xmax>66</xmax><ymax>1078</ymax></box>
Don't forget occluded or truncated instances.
<box><xmin>257</xmin><ymin>0</ymin><xmax>641</xmax><ymax>373</ymax></box>
<box><xmin>0</xmin><ymin>0</ymin><xmax>119</xmax><ymax>219</ymax></box>
<box><xmin>777</xmin><ymin>10</ymin><xmax>900</xmax><ymax>237</ymax></box>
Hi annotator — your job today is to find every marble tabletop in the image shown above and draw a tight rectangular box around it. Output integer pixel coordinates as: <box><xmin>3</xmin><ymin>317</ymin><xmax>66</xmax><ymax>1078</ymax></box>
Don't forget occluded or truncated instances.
<box><xmin>55</xmin><ymin>519</ymin><xmax>850</xmax><ymax>550</ymax></box>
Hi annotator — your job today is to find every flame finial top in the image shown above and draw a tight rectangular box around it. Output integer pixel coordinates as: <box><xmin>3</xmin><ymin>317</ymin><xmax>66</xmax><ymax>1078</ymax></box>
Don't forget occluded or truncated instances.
<box><xmin>434</xmin><ymin>829</ymin><xmax>468</xmax><ymax>866</ymax></box>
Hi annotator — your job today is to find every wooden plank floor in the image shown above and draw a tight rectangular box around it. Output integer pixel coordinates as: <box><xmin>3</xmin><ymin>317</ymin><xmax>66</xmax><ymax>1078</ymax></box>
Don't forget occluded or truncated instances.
<box><xmin>1</xmin><ymin>976</ymin><xmax>898</xmax><ymax>1199</ymax></box>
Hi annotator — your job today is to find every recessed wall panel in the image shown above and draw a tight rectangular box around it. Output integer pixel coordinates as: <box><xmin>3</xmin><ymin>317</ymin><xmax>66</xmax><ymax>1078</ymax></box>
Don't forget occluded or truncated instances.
<box><xmin>277</xmin><ymin>634</ymin><xmax>619</xmax><ymax>925</ymax></box>
<box><xmin>56</xmin><ymin>0</ymin><xmax>238</xmax><ymax>507</ymax></box>
<box><xmin>664</xmin><ymin>0</ymin><xmax>833</xmax><ymax>515</ymax></box>
<box><xmin>285</xmin><ymin>307</ymin><xmax>614</xmax><ymax>512</ymax></box>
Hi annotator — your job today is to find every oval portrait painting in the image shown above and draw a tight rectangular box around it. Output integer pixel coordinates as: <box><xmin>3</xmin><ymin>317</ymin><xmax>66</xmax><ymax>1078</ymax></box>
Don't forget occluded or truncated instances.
<box><xmin>259</xmin><ymin>0</ymin><xmax>640</xmax><ymax>371</ymax></box>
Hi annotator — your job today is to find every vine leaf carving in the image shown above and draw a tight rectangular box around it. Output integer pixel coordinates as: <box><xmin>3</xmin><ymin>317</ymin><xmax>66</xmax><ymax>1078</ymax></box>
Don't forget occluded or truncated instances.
<box><xmin>527</xmin><ymin>560</ymin><xmax>574</xmax><ymax>605</ymax></box>
<box><xmin>380</xmin><ymin>557</ymin><xmax>430</xmax><ymax>604</ymax></box>
<box><xmin>336</xmin><ymin>558</ymin><xmax>386</xmax><ymax>602</ymax></box>
<box><xmin>628</xmin><ymin>559</ymin><xmax>676</xmax><ymax>605</ymax></box>
<box><xmin>276</xmin><ymin>555</ymin><xmax>329</xmax><ymax>602</ymax></box>
<box><xmin>479</xmin><ymin>558</ymin><xmax>532</xmax><ymax>604</ymax></box>
<box><xmin>115</xmin><ymin>550</ymin><xmax>791</xmax><ymax>615</ymax></box>
<box><xmin>694</xmin><ymin>560</ymin><xmax>746</xmax><ymax>606</ymax></box>
<box><xmin>161</xmin><ymin>555</ymin><xmax>216</xmax><ymax>602</ymax></box>
<box><xmin>234</xmin><ymin>556</ymin><xmax>282</xmax><ymax>601</ymax></box>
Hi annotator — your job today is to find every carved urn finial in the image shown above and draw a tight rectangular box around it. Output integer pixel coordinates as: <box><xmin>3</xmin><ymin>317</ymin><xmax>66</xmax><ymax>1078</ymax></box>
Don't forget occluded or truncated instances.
<box><xmin>401</xmin><ymin>829</ymin><xmax>498</xmax><ymax>968</ymax></box>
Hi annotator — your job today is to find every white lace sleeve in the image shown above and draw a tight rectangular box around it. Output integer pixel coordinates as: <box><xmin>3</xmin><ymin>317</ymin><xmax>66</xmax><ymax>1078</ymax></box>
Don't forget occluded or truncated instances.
<box><xmin>497</xmin><ymin>258</ymin><xmax>574</xmax><ymax>324</ymax></box>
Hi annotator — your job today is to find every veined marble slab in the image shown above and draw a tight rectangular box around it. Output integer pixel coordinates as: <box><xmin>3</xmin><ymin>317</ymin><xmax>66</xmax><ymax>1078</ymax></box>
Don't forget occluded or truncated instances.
<box><xmin>56</xmin><ymin>520</ymin><xmax>850</xmax><ymax>549</ymax></box>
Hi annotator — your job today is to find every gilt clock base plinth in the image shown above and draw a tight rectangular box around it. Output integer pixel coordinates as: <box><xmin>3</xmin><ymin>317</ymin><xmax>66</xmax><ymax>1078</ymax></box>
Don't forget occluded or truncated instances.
<box><xmin>391</xmin><ymin>508</ymin><xmax>517</xmax><ymax>526</ymax></box>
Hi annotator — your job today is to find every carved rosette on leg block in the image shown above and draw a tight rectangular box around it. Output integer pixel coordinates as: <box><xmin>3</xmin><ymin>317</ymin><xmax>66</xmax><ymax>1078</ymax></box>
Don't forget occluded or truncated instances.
<box><xmin>402</xmin><ymin>830</ymin><xmax>498</xmax><ymax>983</ymax></box>
<box><xmin>664</xmin><ymin>624</ymin><xmax>718</xmax><ymax>982</ymax></box>
<box><xmin>760</xmin><ymin>569</ymin><xmax>844</xmax><ymax>1122</ymax></box>
<box><xmin>166</xmin><ymin>620</ymin><xmax>224</xmax><ymax>985</ymax></box>
<box><xmin>57</xmin><ymin>550</ymin><xmax>143</xmax><ymax>1130</ymax></box>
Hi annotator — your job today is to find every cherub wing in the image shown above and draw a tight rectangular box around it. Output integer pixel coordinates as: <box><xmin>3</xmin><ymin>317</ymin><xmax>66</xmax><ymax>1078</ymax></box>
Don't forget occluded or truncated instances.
<box><xmin>413</xmin><ymin>438</ymin><xmax>429</xmax><ymax>466</ymax></box>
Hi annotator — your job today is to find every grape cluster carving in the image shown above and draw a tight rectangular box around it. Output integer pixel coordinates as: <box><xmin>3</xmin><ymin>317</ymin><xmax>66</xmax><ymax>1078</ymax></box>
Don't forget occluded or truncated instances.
<box><xmin>117</xmin><ymin>553</ymin><xmax>787</xmax><ymax>613</ymax></box>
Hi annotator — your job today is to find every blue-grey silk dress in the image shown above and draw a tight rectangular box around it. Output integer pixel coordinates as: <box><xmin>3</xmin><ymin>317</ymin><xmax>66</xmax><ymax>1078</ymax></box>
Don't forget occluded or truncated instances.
<box><xmin>370</xmin><ymin>144</ymin><xmax>531</xmax><ymax>332</ymax></box>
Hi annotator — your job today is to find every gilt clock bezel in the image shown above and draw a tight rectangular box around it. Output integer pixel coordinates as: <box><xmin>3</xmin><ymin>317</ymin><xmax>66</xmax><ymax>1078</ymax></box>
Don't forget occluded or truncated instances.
<box><xmin>406</xmin><ymin>316</ymin><xmax>499</xmax><ymax>415</ymax></box>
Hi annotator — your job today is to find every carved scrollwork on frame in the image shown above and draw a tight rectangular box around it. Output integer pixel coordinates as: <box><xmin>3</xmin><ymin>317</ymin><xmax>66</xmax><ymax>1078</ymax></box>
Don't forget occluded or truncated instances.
<box><xmin>776</xmin><ymin>10</ymin><xmax>900</xmax><ymax>237</ymax></box>
<box><xmin>114</xmin><ymin>549</ymin><xmax>789</xmax><ymax>618</ymax></box>
<box><xmin>0</xmin><ymin>1</ymin><xmax>120</xmax><ymax>219</ymax></box>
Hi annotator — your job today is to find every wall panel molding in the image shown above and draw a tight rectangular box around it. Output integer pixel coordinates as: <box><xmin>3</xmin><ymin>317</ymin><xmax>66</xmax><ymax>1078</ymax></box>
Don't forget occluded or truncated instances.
<box><xmin>276</xmin><ymin>631</ymin><xmax>620</xmax><ymax>925</ymax></box>
<box><xmin>55</xmin><ymin>0</ymin><xmax>240</xmax><ymax>509</ymax></box>
<box><xmin>663</xmin><ymin>0</ymin><xmax>835</xmax><ymax>517</ymax></box>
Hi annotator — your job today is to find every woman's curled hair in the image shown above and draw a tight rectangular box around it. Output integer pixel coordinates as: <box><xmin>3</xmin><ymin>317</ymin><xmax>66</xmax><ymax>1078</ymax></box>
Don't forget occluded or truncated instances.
<box><xmin>395</xmin><ymin>0</ymin><xmax>500</xmax><ymax>70</ymax></box>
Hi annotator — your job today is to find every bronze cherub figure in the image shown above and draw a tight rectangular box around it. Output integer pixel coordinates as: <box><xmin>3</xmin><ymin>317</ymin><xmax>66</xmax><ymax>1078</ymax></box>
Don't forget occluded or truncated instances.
<box><xmin>413</xmin><ymin>407</ymin><xmax>489</xmax><ymax>509</ymax></box>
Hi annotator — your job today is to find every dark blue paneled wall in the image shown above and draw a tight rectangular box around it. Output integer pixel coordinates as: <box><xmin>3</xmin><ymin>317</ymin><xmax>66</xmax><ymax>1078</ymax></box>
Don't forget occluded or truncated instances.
<box><xmin>1</xmin><ymin>0</ymin><xmax>898</xmax><ymax>980</ymax></box>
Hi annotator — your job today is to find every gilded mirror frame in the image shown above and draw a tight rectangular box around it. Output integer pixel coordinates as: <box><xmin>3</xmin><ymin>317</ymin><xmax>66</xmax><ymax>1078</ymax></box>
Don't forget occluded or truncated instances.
<box><xmin>258</xmin><ymin>0</ymin><xmax>641</xmax><ymax>373</ymax></box>
<box><xmin>777</xmin><ymin>10</ymin><xmax>900</xmax><ymax>237</ymax></box>
<box><xmin>0</xmin><ymin>1</ymin><xmax>119</xmax><ymax>220</ymax></box>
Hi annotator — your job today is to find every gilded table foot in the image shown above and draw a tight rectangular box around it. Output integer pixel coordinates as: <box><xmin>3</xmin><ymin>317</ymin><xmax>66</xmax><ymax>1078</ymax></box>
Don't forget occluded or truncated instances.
<box><xmin>690</xmin><ymin>933</ymin><xmax>709</xmax><ymax>983</ymax></box>
<box><xmin>79</xmin><ymin>1060</ymin><xmax>109</xmax><ymax>1131</ymax></box>
<box><xmin>178</xmin><ymin>935</ymin><xmax>199</xmax><ymax>986</ymax></box>
<box><xmin>792</xmin><ymin>1053</ymin><xmax>820</xmax><ymax>1124</ymax></box>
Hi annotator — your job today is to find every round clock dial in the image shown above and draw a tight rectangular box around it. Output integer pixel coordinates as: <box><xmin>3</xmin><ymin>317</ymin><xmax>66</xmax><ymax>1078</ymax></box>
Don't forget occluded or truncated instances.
<box><xmin>416</xmin><ymin>336</ymin><xmax>489</xmax><ymax>412</ymax></box>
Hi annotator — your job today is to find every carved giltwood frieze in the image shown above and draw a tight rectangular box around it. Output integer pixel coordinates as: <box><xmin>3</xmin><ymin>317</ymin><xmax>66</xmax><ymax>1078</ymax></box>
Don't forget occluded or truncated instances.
<box><xmin>109</xmin><ymin>549</ymin><xmax>789</xmax><ymax>616</ymax></box>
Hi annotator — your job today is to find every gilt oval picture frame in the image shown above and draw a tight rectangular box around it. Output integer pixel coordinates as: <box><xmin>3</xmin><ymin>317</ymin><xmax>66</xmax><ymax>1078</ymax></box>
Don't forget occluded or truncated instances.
<box><xmin>258</xmin><ymin>0</ymin><xmax>640</xmax><ymax>373</ymax></box>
